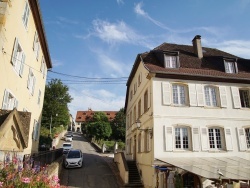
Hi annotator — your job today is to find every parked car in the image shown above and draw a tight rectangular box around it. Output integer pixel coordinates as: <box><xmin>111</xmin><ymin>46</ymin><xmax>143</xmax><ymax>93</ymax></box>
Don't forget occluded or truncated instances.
<box><xmin>65</xmin><ymin>135</ymin><xmax>73</xmax><ymax>142</ymax></box>
<box><xmin>62</xmin><ymin>142</ymin><xmax>73</xmax><ymax>154</ymax></box>
<box><xmin>67</xmin><ymin>131</ymin><xmax>74</xmax><ymax>137</ymax></box>
<box><xmin>64</xmin><ymin>149</ymin><xmax>83</xmax><ymax>168</ymax></box>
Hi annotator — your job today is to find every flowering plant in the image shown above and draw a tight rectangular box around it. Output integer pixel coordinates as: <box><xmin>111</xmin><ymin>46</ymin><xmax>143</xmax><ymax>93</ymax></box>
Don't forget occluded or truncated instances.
<box><xmin>0</xmin><ymin>153</ymin><xmax>66</xmax><ymax>188</ymax></box>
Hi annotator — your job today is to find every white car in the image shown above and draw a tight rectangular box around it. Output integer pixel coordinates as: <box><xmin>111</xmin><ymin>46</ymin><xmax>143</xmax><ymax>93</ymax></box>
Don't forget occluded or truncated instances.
<box><xmin>65</xmin><ymin>135</ymin><xmax>73</xmax><ymax>142</ymax></box>
<box><xmin>62</xmin><ymin>142</ymin><xmax>73</xmax><ymax>154</ymax></box>
<box><xmin>64</xmin><ymin>149</ymin><xmax>83</xmax><ymax>168</ymax></box>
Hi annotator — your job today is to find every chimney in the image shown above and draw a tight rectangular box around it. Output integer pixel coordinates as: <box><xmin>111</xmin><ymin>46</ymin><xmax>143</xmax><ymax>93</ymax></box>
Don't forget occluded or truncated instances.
<box><xmin>192</xmin><ymin>35</ymin><xmax>203</xmax><ymax>59</ymax></box>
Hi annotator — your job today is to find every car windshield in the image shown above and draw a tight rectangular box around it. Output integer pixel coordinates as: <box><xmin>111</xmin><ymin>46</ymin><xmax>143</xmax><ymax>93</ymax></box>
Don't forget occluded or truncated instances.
<box><xmin>63</xmin><ymin>144</ymin><xmax>71</xmax><ymax>147</ymax></box>
<box><xmin>67</xmin><ymin>151</ymin><xmax>81</xmax><ymax>158</ymax></box>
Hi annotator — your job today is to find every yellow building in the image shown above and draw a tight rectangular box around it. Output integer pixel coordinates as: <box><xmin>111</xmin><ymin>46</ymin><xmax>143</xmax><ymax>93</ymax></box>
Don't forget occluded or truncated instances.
<box><xmin>0</xmin><ymin>0</ymin><xmax>52</xmax><ymax>158</ymax></box>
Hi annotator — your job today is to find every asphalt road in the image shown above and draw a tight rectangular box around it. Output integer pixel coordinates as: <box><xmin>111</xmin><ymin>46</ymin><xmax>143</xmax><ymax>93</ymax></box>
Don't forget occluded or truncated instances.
<box><xmin>58</xmin><ymin>132</ymin><xmax>123</xmax><ymax>188</ymax></box>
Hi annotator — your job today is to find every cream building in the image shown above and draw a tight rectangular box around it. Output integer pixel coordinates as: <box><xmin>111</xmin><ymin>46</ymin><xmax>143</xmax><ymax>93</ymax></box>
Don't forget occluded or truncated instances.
<box><xmin>0</xmin><ymin>0</ymin><xmax>52</xmax><ymax>158</ymax></box>
<box><xmin>125</xmin><ymin>35</ymin><xmax>250</xmax><ymax>187</ymax></box>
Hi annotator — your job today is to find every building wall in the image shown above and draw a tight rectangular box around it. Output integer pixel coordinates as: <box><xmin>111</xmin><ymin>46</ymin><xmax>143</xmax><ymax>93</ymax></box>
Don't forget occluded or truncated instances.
<box><xmin>0</xmin><ymin>0</ymin><xmax>48</xmax><ymax>154</ymax></box>
<box><xmin>152</xmin><ymin>78</ymin><xmax>250</xmax><ymax>159</ymax></box>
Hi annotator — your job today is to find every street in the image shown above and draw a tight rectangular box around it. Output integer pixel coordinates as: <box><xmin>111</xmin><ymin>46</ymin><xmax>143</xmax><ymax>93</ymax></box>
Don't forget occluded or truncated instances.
<box><xmin>58</xmin><ymin>132</ymin><xmax>122</xmax><ymax>188</ymax></box>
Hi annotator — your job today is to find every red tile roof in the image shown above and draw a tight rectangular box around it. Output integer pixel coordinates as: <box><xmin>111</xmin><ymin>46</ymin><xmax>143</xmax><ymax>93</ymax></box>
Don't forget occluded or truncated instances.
<box><xmin>75</xmin><ymin>110</ymin><xmax>117</xmax><ymax>122</ymax></box>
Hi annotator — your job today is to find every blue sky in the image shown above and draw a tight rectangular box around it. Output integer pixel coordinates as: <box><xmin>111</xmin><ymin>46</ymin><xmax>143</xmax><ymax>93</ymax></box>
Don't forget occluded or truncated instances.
<box><xmin>39</xmin><ymin>0</ymin><xmax>250</xmax><ymax>118</ymax></box>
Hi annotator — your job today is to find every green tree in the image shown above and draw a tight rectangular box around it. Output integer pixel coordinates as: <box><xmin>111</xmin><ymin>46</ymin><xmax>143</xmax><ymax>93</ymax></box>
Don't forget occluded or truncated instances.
<box><xmin>86</xmin><ymin>112</ymin><xmax>112</xmax><ymax>140</ymax></box>
<box><xmin>110</xmin><ymin>108</ymin><xmax>126</xmax><ymax>141</ymax></box>
<box><xmin>41</xmin><ymin>79</ymin><xmax>73</xmax><ymax>133</ymax></box>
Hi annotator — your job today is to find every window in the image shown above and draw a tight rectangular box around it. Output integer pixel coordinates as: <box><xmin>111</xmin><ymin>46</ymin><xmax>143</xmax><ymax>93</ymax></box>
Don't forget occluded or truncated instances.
<box><xmin>11</xmin><ymin>38</ymin><xmax>25</xmax><ymax>76</ymax></box>
<box><xmin>172</xmin><ymin>84</ymin><xmax>188</xmax><ymax>106</ymax></box>
<box><xmin>133</xmin><ymin>106</ymin><xmax>136</xmax><ymax>123</ymax></box>
<box><xmin>129</xmin><ymin>111</ymin><xmax>132</xmax><ymax>127</ymax></box>
<box><xmin>208</xmin><ymin>128</ymin><xmax>222</xmax><ymax>149</ymax></box>
<box><xmin>144</xmin><ymin>90</ymin><xmax>148</xmax><ymax>112</ymax></box>
<box><xmin>32</xmin><ymin>120</ymin><xmax>39</xmax><ymax>140</ymax></box>
<box><xmin>33</xmin><ymin>31</ymin><xmax>40</xmax><ymax>60</ymax></box>
<box><xmin>164</xmin><ymin>55</ymin><xmax>178</xmax><ymax>68</ymax></box>
<box><xmin>138</xmin><ymin>133</ymin><xmax>141</xmax><ymax>152</ymax></box>
<box><xmin>27</xmin><ymin>68</ymin><xmax>36</xmax><ymax>95</ymax></box>
<box><xmin>138</xmin><ymin>99</ymin><xmax>141</xmax><ymax>118</ymax></box>
<box><xmin>224</xmin><ymin>60</ymin><xmax>237</xmax><ymax>73</ymax></box>
<box><xmin>175</xmin><ymin>127</ymin><xmax>189</xmax><ymax>149</ymax></box>
<box><xmin>138</xmin><ymin>72</ymin><xmax>142</xmax><ymax>86</ymax></box>
<box><xmin>37</xmin><ymin>89</ymin><xmax>41</xmax><ymax>105</ymax></box>
<box><xmin>204</xmin><ymin>86</ymin><xmax>218</xmax><ymax>107</ymax></box>
<box><xmin>130</xmin><ymin>90</ymin><xmax>133</xmax><ymax>101</ymax></box>
<box><xmin>245</xmin><ymin>128</ymin><xmax>250</xmax><ymax>149</ymax></box>
<box><xmin>2</xmin><ymin>89</ymin><xmax>18</xmax><ymax>110</ymax></box>
<box><xmin>239</xmin><ymin>89</ymin><xmax>250</xmax><ymax>108</ymax></box>
<box><xmin>22</xmin><ymin>1</ymin><xmax>30</xmax><ymax>28</ymax></box>
<box><xmin>134</xmin><ymin>82</ymin><xmax>137</xmax><ymax>94</ymax></box>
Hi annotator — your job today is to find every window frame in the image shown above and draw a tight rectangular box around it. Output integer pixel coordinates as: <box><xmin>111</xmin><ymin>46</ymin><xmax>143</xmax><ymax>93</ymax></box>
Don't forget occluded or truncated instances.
<box><xmin>172</xmin><ymin>83</ymin><xmax>189</xmax><ymax>106</ymax></box>
<box><xmin>22</xmin><ymin>1</ymin><xmax>30</xmax><ymax>29</ymax></box>
<box><xmin>174</xmin><ymin>126</ymin><xmax>191</xmax><ymax>150</ymax></box>
<box><xmin>204</xmin><ymin>85</ymin><xmax>219</xmax><ymax>107</ymax></box>
<box><xmin>2</xmin><ymin>89</ymin><xmax>18</xmax><ymax>110</ymax></box>
<box><xmin>239</xmin><ymin>89</ymin><xmax>250</xmax><ymax>108</ymax></box>
<box><xmin>11</xmin><ymin>38</ymin><xmax>25</xmax><ymax>77</ymax></box>
<box><xmin>224</xmin><ymin>60</ymin><xmax>237</xmax><ymax>74</ymax></box>
<box><xmin>33</xmin><ymin>31</ymin><xmax>40</xmax><ymax>60</ymax></box>
<box><xmin>27</xmin><ymin>68</ymin><xmax>36</xmax><ymax>95</ymax></box>
<box><xmin>245</xmin><ymin>127</ymin><xmax>250</xmax><ymax>149</ymax></box>
<box><xmin>144</xmin><ymin>89</ymin><xmax>148</xmax><ymax>112</ymax></box>
<box><xmin>208</xmin><ymin>127</ymin><xmax>225</xmax><ymax>150</ymax></box>
<box><xmin>164</xmin><ymin>54</ymin><xmax>178</xmax><ymax>68</ymax></box>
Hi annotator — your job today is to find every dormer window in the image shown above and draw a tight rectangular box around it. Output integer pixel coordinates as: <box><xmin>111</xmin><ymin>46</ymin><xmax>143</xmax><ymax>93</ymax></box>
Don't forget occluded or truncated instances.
<box><xmin>164</xmin><ymin>55</ymin><xmax>177</xmax><ymax>68</ymax></box>
<box><xmin>224</xmin><ymin>60</ymin><xmax>237</xmax><ymax>73</ymax></box>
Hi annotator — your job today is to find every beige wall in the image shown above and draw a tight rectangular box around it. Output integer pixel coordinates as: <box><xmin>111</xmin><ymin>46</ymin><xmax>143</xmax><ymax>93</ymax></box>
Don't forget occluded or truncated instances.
<box><xmin>0</xmin><ymin>0</ymin><xmax>49</xmax><ymax>154</ymax></box>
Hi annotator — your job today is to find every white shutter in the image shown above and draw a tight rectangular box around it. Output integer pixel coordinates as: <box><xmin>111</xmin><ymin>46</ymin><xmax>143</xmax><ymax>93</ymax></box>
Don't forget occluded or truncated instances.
<box><xmin>200</xmin><ymin>127</ymin><xmax>209</xmax><ymax>151</ymax></box>
<box><xmin>164</xmin><ymin>126</ymin><xmax>173</xmax><ymax>151</ymax></box>
<box><xmin>237</xmin><ymin>128</ymin><xmax>247</xmax><ymax>151</ymax></box>
<box><xmin>188</xmin><ymin>84</ymin><xmax>197</xmax><ymax>106</ymax></box>
<box><xmin>32</xmin><ymin>120</ymin><xmax>37</xmax><ymax>139</ymax></box>
<box><xmin>164</xmin><ymin>55</ymin><xmax>171</xmax><ymax>67</ymax></box>
<box><xmin>147</xmin><ymin>132</ymin><xmax>151</xmax><ymax>151</ymax></box>
<box><xmin>19</xmin><ymin>53</ymin><xmax>25</xmax><ymax>76</ymax></box>
<box><xmin>192</xmin><ymin>127</ymin><xmax>200</xmax><ymax>151</ymax></box>
<box><xmin>33</xmin><ymin>31</ymin><xmax>37</xmax><ymax>50</ymax></box>
<box><xmin>141</xmin><ymin>132</ymin><xmax>145</xmax><ymax>152</ymax></box>
<box><xmin>14</xmin><ymin>99</ymin><xmax>18</xmax><ymax>109</ymax></box>
<box><xmin>224</xmin><ymin>127</ymin><xmax>233</xmax><ymax>151</ymax></box>
<box><xmin>11</xmin><ymin>38</ymin><xmax>18</xmax><ymax>65</ymax></box>
<box><xmin>2</xmin><ymin>89</ymin><xmax>9</xmax><ymax>109</ymax></box>
<box><xmin>162</xmin><ymin>82</ymin><xmax>171</xmax><ymax>105</ymax></box>
<box><xmin>27</xmin><ymin>69</ymin><xmax>31</xmax><ymax>89</ymax></box>
<box><xmin>196</xmin><ymin>84</ymin><xmax>204</xmax><ymax>106</ymax></box>
<box><xmin>32</xmin><ymin>77</ymin><xmax>36</xmax><ymax>95</ymax></box>
<box><xmin>231</xmin><ymin>87</ymin><xmax>241</xmax><ymax>108</ymax></box>
<box><xmin>219</xmin><ymin>86</ymin><xmax>227</xmax><ymax>108</ymax></box>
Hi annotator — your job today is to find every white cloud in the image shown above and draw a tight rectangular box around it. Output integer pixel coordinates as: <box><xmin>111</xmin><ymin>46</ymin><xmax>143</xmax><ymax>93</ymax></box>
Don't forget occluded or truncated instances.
<box><xmin>52</xmin><ymin>58</ymin><xmax>64</xmax><ymax>67</ymax></box>
<box><xmin>68</xmin><ymin>87</ymin><xmax>125</xmax><ymax>118</ymax></box>
<box><xmin>134</xmin><ymin>2</ymin><xmax>220</xmax><ymax>35</ymax></box>
<box><xmin>206</xmin><ymin>40</ymin><xmax>250</xmax><ymax>59</ymax></box>
<box><xmin>57</xmin><ymin>17</ymin><xmax>79</xmax><ymax>25</ymax></box>
<box><xmin>117</xmin><ymin>0</ymin><xmax>124</xmax><ymax>5</ymax></box>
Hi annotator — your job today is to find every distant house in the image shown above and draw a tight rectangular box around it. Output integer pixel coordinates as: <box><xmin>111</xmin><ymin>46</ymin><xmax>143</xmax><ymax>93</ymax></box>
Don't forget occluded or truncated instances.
<box><xmin>125</xmin><ymin>35</ymin><xmax>250</xmax><ymax>187</ymax></box>
<box><xmin>75</xmin><ymin>108</ymin><xmax>118</xmax><ymax>131</ymax></box>
<box><xmin>0</xmin><ymin>0</ymin><xmax>52</xmax><ymax>160</ymax></box>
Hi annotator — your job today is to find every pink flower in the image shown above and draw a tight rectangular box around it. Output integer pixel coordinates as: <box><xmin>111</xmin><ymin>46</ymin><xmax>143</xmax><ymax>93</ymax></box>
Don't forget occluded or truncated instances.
<box><xmin>0</xmin><ymin>181</ymin><xmax>3</xmax><ymax>187</ymax></box>
<box><xmin>52</xmin><ymin>175</ymin><xmax>60</xmax><ymax>183</ymax></box>
<box><xmin>21</xmin><ymin>177</ymin><xmax>31</xmax><ymax>183</ymax></box>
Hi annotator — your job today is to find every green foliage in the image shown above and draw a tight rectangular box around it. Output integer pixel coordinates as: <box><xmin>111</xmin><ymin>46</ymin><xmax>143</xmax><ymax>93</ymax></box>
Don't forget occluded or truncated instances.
<box><xmin>41</xmin><ymin>79</ymin><xmax>73</xmax><ymax>130</ymax></box>
<box><xmin>110</xmin><ymin>108</ymin><xmax>126</xmax><ymax>141</ymax></box>
<box><xmin>87</xmin><ymin>121</ymin><xmax>112</xmax><ymax>141</ymax></box>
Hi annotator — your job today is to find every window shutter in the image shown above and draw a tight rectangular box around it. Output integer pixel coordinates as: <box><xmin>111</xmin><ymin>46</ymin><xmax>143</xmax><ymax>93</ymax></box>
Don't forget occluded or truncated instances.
<box><xmin>219</xmin><ymin>86</ymin><xmax>227</xmax><ymax>108</ymax></box>
<box><xmin>19</xmin><ymin>53</ymin><xmax>25</xmax><ymax>76</ymax></box>
<box><xmin>192</xmin><ymin>127</ymin><xmax>200</xmax><ymax>151</ymax></box>
<box><xmin>147</xmin><ymin>132</ymin><xmax>151</xmax><ymax>151</ymax></box>
<box><xmin>237</xmin><ymin>128</ymin><xmax>247</xmax><ymax>151</ymax></box>
<box><xmin>164</xmin><ymin>56</ymin><xmax>171</xmax><ymax>67</ymax></box>
<box><xmin>148</xmin><ymin>87</ymin><xmax>151</xmax><ymax>109</ymax></box>
<box><xmin>32</xmin><ymin>77</ymin><xmax>36</xmax><ymax>95</ymax></box>
<box><xmin>33</xmin><ymin>120</ymin><xmax>37</xmax><ymax>139</ymax></box>
<box><xmin>231</xmin><ymin>87</ymin><xmax>241</xmax><ymax>108</ymax></box>
<box><xmin>234</xmin><ymin>62</ymin><xmax>238</xmax><ymax>73</ymax></box>
<box><xmin>141</xmin><ymin>132</ymin><xmax>145</xmax><ymax>152</ymax></box>
<box><xmin>162</xmin><ymin>82</ymin><xmax>171</xmax><ymax>105</ymax></box>
<box><xmin>14</xmin><ymin>99</ymin><xmax>18</xmax><ymax>109</ymax></box>
<box><xmin>188</xmin><ymin>84</ymin><xmax>197</xmax><ymax>106</ymax></box>
<box><xmin>200</xmin><ymin>127</ymin><xmax>209</xmax><ymax>151</ymax></box>
<box><xmin>2</xmin><ymin>89</ymin><xmax>9</xmax><ymax>109</ymax></box>
<box><xmin>164</xmin><ymin>126</ymin><xmax>173</xmax><ymax>151</ymax></box>
<box><xmin>11</xmin><ymin>38</ymin><xmax>18</xmax><ymax>65</ymax></box>
<box><xmin>33</xmin><ymin>31</ymin><xmax>36</xmax><ymax>50</ymax></box>
<box><xmin>27</xmin><ymin>69</ymin><xmax>31</xmax><ymax>89</ymax></box>
<box><xmin>224</xmin><ymin>127</ymin><xmax>233</xmax><ymax>151</ymax></box>
<box><xmin>196</xmin><ymin>84</ymin><xmax>204</xmax><ymax>106</ymax></box>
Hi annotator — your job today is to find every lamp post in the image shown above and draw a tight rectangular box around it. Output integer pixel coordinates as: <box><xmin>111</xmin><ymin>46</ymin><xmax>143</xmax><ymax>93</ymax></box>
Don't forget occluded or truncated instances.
<box><xmin>50</xmin><ymin>113</ymin><xmax>58</xmax><ymax>135</ymax></box>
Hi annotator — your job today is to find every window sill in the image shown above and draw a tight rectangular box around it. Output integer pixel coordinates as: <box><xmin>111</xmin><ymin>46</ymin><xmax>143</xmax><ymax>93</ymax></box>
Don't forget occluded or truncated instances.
<box><xmin>208</xmin><ymin>150</ymin><xmax>226</xmax><ymax>153</ymax></box>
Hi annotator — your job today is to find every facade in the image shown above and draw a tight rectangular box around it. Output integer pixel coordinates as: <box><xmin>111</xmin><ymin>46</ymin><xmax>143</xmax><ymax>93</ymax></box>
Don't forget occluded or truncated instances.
<box><xmin>0</xmin><ymin>0</ymin><xmax>52</xmax><ymax>159</ymax></box>
<box><xmin>125</xmin><ymin>35</ymin><xmax>250</xmax><ymax>187</ymax></box>
<box><xmin>75</xmin><ymin>108</ymin><xmax>118</xmax><ymax>132</ymax></box>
